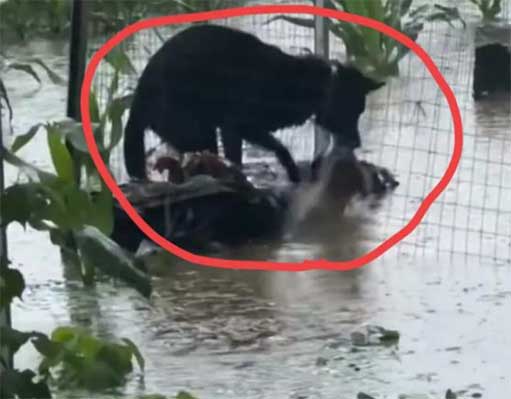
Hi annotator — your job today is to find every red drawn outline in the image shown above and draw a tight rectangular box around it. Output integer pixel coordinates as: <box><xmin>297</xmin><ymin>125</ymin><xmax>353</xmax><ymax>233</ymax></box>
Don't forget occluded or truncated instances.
<box><xmin>80</xmin><ymin>4</ymin><xmax>463</xmax><ymax>271</ymax></box>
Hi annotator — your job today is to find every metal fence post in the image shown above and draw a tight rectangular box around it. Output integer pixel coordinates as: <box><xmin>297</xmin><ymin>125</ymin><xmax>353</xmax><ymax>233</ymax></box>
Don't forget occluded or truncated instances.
<box><xmin>0</xmin><ymin>93</ymin><xmax>13</xmax><ymax>370</ymax></box>
<box><xmin>313</xmin><ymin>0</ymin><xmax>331</xmax><ymax>158</ymax></box>
<box><xmin>67</xmin><ymin>0</ymin><xmax>89</xmax><ymax>121</ymax></box>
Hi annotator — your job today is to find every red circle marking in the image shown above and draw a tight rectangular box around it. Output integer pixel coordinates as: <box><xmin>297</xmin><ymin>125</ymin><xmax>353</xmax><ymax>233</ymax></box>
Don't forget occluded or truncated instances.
<box><xmin>80</xmin><ymin>4</ymin><xmax>463</xmax><ymax>271</ymax></box>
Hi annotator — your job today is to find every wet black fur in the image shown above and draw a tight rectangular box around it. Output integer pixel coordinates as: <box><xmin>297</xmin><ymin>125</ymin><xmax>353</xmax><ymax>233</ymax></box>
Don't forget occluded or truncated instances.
<box><xmin>123</xmin><ymin>24</ymin><xmax>384</xmax><ymax>182</ymax></box>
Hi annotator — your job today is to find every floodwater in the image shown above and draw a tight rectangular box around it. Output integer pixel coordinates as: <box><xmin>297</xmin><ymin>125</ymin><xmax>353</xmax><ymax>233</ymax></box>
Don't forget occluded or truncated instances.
<box><xmin>2</xmin><ymin>4</ymin><xmax>511</xmax><ymax>399</ymax></box>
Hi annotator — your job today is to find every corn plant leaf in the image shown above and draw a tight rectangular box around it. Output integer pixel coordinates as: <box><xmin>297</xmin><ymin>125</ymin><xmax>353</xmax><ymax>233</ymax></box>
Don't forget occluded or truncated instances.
<box><xmin>2</xmin><ymin>148</ymin><xmax>57</xmax><ymax>182</ymax></box>
<box><xmin>169</xmin><ymin>0</ymin><xmax>196</xmax><ymax>12</ymax></box>
<box><xmin>342</xmin><ymin>0</ymin><xmax>382</xmax><ymax>59</ymax></box>
<box><xmin>264</xmin><ymin>15</ymin><xmax>315</xmax><ymax>29</ymax></box>
<box><xmin>73</xmin><ymin>225</ymin><xmax>152</xmax><ymax>298</ymax></box>
<box><xmin>176</xmin><ymin>392</ymin><xmax>199</xmax><ymax>399</ymax></box>
<box><xmin>332</xmin><ymin>22</ymin><xmax>368</xmax><ymax>58</ymax></box>
<box><xmin>89</xmin><ymin>184</ymin><xmax>114</xmax><ymax>236</ymax></box>
<box><xmin>0</xmin><ymin>183</ymin><xmax>48</xmax><ymax>228</ymax></box>
<box><xmin>26</xmin><ymin>57</ymin><xmax>66</xmax><ymax>85</ymax></box>
<box><xmin>107</xmin><ymin>70</ymin><xmax>119</xmax><ymax>103</ymax></box>
<box><xmin>51</xmin><ymin>326</ymin><xmax>80</xmax><ymax>344</ymax></box>
<box><xmin>385</xmin><ymin>0</ymin><xmax>402</xmax><ymax>32</ymax></box>
<box><xmin>31</xmin><ymin>332</ymin><xmax>64</xmax><ymax>367</ymax></box>
<box><xmin>35</xmin><ymin>181</ymin><xmax>72</xmax><ymax>229</ymax></box>
<box><xmin>0</xmin><ymin>326</ymin><xmax>35</xmax><ymax>354</ymax></box>
<box><xmin>0</xmin><ymin>77</ymin><xmax>14</xmax><ymax>125</ymax></box>
<box><xmin>49</xmin><ymin>118</ymin><xmax>106</xmax><ymax>159</ymax></box>
<box><xmin>0</xmin><ymin>268</ymin><xmax>25</xmax><ymax>308</ymax></box>
<box><xmin>400</xmin><ymin>0</ymin><xmax>414</xmax><ymax>16</ymax></box>
<box><xmin>104</xmin><ymin>46</ymin><xmax>137</xmax><ymax>76</ymax></box>
<box><xmin>47</xmin><ymin>124</ymin><xmax>75</xmax><ymax>182</ymax></box>
<box><xmin>106</xmin><ymin>94</ymin><xmax>132</xmax><ymax>150</ymax></box>
<box><xmin>89</xmin><ymin>90</ymin><xmax>101</xmax><ymax>124</ymax></box>
<box><xmin>10</xmin><ymin>123</ymin><xmax>42</xmax><ymax>153</ymax></box>
<box><xmin>121</xmin><ymin>337</ymin><xmax>145</xmax><ymax>371</ymax></box>
<box><xmin>362</xmin><ymin>17</ymin><xmax>383</xmax><ymax>61</ymax></box>
<box><xmin>408</xmin><ymin>4</ymin><xmax>429</xmax><ymax>19</ymax></box>
<box><xmin>427</xmin><ymin>4</ymin><xmax>466</xmax><ymax>29</ymax></box>
<box><xmin>0</xmin><ymin>368</ymin><xmax>52</xmax><ymax>399</ymax></box>
<box><xmin>6</xmin><ymin>62</ymin><xmax>41</xmax><ymax>84</ymax></box>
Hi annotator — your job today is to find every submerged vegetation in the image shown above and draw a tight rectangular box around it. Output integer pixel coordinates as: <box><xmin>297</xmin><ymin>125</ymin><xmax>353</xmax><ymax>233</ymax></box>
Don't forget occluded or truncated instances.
<box><xmin>0</xmin><ymin>53</ymin><xmax>67</xmax><ymax>131</ymax></box>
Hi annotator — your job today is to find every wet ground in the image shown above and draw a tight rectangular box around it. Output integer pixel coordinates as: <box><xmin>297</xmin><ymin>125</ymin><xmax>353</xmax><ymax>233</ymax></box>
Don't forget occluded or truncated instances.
<box><xmin>2</xmin><ymin>3</ymin><xmax>511</xmax><ymax>399</ymax></box>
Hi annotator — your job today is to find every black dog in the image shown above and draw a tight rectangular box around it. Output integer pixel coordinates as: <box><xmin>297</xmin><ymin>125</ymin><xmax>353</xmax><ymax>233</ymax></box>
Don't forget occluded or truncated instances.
<box><xmin>123</xmin><ymin>24</ymin><xmax>384</xmax><ymax>183</ymax></box>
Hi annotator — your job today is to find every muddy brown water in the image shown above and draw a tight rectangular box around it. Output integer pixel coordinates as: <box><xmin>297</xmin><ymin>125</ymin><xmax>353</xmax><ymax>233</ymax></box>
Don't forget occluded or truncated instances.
<box><xmin>2</xmin><ymin>5</ymin><xmax>511</xmax><ymax>399</ymax></box>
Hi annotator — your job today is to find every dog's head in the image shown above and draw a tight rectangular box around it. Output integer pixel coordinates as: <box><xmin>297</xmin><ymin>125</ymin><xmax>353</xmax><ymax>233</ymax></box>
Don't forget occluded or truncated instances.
<box><xmin>317</xmin><ymin>61</ymin><xmax>385</xmax><ymax>149</ymax></box>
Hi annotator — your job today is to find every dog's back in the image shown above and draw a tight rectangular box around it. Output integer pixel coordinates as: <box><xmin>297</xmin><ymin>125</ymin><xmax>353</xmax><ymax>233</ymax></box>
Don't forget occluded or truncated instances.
<box><xmin>123</xmin><ymin>25</ymin><xmax>332</xmax><ymax>178</ymax></box>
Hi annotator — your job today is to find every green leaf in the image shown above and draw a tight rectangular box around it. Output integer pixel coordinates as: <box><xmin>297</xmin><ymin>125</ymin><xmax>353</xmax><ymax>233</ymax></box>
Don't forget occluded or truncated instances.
<box><xmin>26</xmin><ymin>57</ymin><xmax>66</xmax><ymax>85</ymax></box>
<box><xmin>26</xmin><ymin>178</ymin><xmax>84</xmax><ymax>231</ymax></box>
<box><xmin>89</xmin><ymin>185</ymin><xmax>113</xmax><ymax>236</ymax></box>
<box><xmin>0</xmin><ymin>77</ymin><xmax>14</xmax><ymax>126</ymax></box>
<box><xmin>73</xmin><ymin>226</ymin><xmax>152</xmax><ymax>297</ymax></box>
<box><xmin>106</xmin><ymin>94</ymin><xmax>132</xmax><ymax>150</ymax></box>
<box><xmin>6</xmin><ymin>62</ymin><xmax>42</xmax><ymax>84</ymax></box>
<box><xmin>10</xmin><ymin>123</ymin><xmax>42</xmax><ymax>153</ymax></box>
<box><xmin>51</xmin><ymin>326</ymin><xmax>80</xmax><ymax>344</ymax></box>
<box><xmin>400</xmin><ymin>0</ymin><xmax>414</xmax><ymax>16</ymax></box>
<box><xmin>104</xmin><ymin>46</ymin><xmax>136</xmax><ymax>75</ymax></box>
<box><xmin>264</xmin><ymin>15</ymin><xmax>315</xmax><ymax>29</ymax></box>
<box><xmin>365</xmin><ymin>0</ymin><xmax>384</xmax><ymax>21</ymax></box>
<box><xmin>89</xmin><ymin>90</ymin><xmax>101</xmax><ymax>124</ymax></box>
<box><xmin>408</xmin><ymin>4</ymin><xmax>429</xmax><ymax>18</ymax></box>
<box><xmin>96</xmin><ymin>343</ymin><xmax>133</xmax><ymax>375</ymax></box>
<box><xmin>46</xmin><ymin>125</ymin><xmax>75</xmax><ymax>182</ymax></box>
<box><xmin>176</xmin><ymin>392</ymin><xmax>199</xmax><ymax>399</ymax></box>
<box><xmin>31</xmin><ymin>333</ymin><xmax>66</xmax><ymax>375</ymax></box>
<box><xmin>121</xmin><ymin>337</ymin><xmax>145</xmax><ymax>371</ymax></box>
<box><xmin>78</xmin><ymin>359</ymin><xmax>125</xmax><ymax>390</ymax></box>
<box><xmin>1</xmin><ymin>183</ymin><xmax>47</xmax><ymax>228</ymax></box>
<box><xmin>0</xmin><ymin>268</ymin><xmax>25</xmax><ymax>308</ymax></box>
<box><xmin>0</xmin><ymin>368</ymin><xmax>52</xmax><ymax>399</ymax></box>
<box><xmin>107</xmin><ymin>70</ymin><xmax>119</xmax><ymax>103</ymax></box>
<box><xmin>2</xmin><ymin>147</ymin><xmax>57</xmax><ymax>182</ymax></box>
<box><xmin>31</xmin><ymin>326</ymin><xmax>145</xmax><ymax>390</ymax></box>
<box><xmin>48</xmin><ymin>118</ymin><xmax>108</xmax><ymax>167</ymax></box>
<box><xmin>0</xmin><ymin>326</ymin><xmax>34</xmax><ymax>354</ymax></box>
<box><xmin>31</xmin><ymin>333</ymin><xmax>64</xmax><ymax>361</ymax></box>
<box><xmin>58</xmin><ymin>183</ymin><xmax>95</xmax><ymax>229</ymax></box>
<box><xmin>340</xmin><ymin>0</ymin><xmax>368</xmax><ymax>17</ymax></box>
<box><xmin>429</xmin><ymin>4</ymin><xmax>466</xmax><ymax>29</ymax></box>
<box><xmin>333</xmin><ymin>22</ymin><xmax>367</xmax><ymax>59</ymax></box>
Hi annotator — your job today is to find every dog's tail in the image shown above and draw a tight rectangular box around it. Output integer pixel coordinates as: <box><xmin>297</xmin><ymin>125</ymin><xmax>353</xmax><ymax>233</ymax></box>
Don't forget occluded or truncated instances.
<box><xmin>123</xmin><ymin>92</ymin><xmax>148</xmax><ymax>180</ymax></box>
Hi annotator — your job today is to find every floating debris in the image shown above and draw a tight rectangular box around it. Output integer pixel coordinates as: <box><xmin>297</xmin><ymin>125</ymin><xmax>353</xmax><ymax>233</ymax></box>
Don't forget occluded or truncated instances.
<box><xmin>350</xmin><ymin>325</ymin><xmax>400</xmax><ymax>346</ymax></box>
<box><xmin>445</xmin><ymin>389</ymin><xmax>457</xmax><ymax>399</ymax></box>
<box><xmin>315</xmin><ymin>357</ymin><xmax>328</xmax><ymax>367</ymax></box>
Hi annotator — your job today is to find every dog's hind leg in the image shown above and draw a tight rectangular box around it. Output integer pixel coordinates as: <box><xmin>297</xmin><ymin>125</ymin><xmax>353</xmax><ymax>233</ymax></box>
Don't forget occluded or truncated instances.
<box><xmin>245</xmin><ymin>131</ymin><xmax>300</xmax><ymax>183</ymax></box>
<box><xmin>196</xmin><ymin>125</ymin><xmax>219</xmax><ymax>156</ymax></box>
<box><xmin>220</xmin><ymin>128</ymin><xmax>243</xmax><ymax>166</ymax></box>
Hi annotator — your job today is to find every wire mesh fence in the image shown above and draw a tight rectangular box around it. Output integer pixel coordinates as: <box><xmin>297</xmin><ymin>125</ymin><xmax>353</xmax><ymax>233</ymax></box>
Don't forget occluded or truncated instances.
<box><xmin>86</xmin><ymin>1</ymin><xmax>511</xmax><ymax>264</ymax></box>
